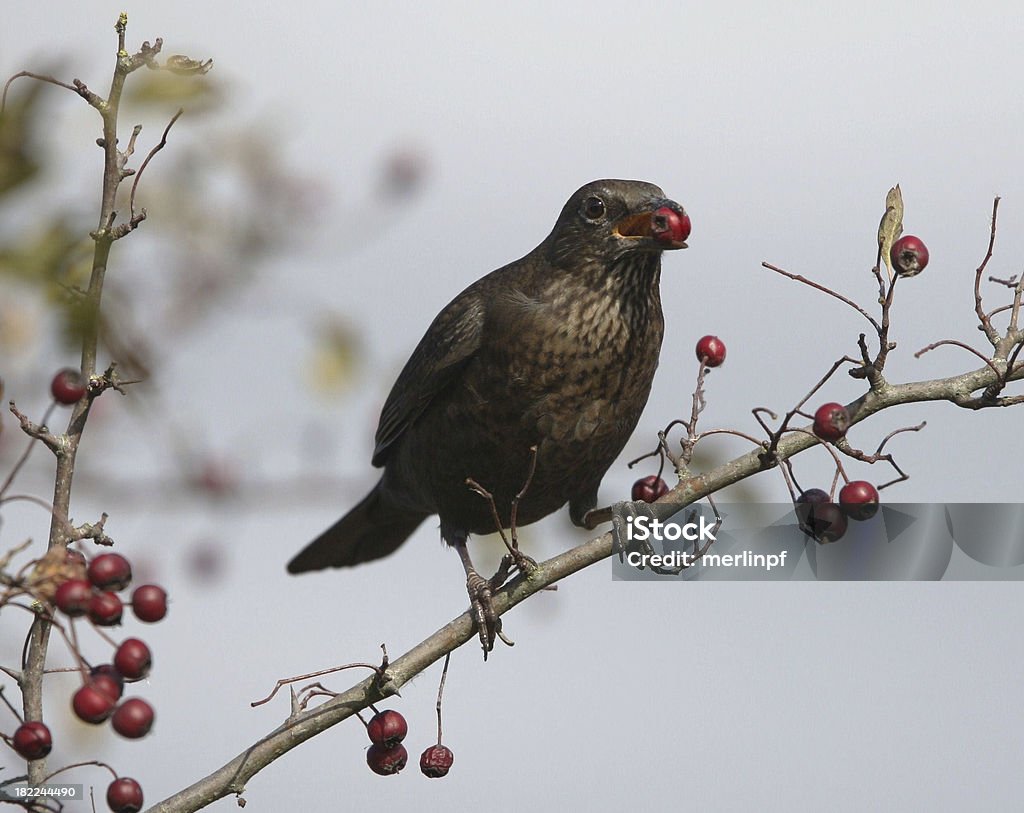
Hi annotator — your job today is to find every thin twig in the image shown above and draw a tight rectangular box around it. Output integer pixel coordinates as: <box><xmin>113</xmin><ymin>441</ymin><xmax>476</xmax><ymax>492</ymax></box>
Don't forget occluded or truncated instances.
<box><xmin>128</xmin><ymin>108</ymin><xmax>183</xmax><ymax>224</ymax></box>
<box><xmin>1</xmin><ymin>71</ymin><xmax>79</xmax><ymax>112</ymax></box>
<box><xmin>974</xmin><ymin>197</ymin><xmax>1002</xmax><ymax>346</ymax></box>
<box><xmin>763</xmin><ymin>262</ymin><xmax>882</xmax><ymax>332</ymax></box>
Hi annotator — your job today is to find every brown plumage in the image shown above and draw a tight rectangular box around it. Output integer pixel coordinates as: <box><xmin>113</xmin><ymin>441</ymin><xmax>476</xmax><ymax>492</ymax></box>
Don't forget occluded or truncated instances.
<box><xmin>289</xmin><ymin>179</ymin><xmax>688</xmax><ymax>643</ymax></box>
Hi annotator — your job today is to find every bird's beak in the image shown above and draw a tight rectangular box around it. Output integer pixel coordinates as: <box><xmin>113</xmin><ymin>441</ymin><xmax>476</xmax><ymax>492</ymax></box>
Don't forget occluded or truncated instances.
<box><xmin>613</xmin><ymin>200</ymin><xmax>690</xmax><ymax>250</ymax></box>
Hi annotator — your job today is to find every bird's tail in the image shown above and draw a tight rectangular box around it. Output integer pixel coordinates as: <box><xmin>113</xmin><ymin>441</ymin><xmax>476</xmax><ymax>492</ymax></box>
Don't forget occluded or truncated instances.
<box><xmin>287</xmin><ymin>483</ymin><xmax>429</xmax><ymax>573</ymax></box>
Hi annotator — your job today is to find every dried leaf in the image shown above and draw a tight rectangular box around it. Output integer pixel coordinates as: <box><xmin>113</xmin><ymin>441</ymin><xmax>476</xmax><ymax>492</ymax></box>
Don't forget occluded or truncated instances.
<box><xmin>877</xmin><ymin>184</ymin><xmax>904</xmax><ymax>280</ymax></box>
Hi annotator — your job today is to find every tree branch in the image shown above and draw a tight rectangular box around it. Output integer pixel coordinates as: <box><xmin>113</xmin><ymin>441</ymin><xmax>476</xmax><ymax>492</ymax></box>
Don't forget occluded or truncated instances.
<box><xmin>143</xmin><ymin>353</ymin><xmax>1024</xmax><ymax>812</ymax></box>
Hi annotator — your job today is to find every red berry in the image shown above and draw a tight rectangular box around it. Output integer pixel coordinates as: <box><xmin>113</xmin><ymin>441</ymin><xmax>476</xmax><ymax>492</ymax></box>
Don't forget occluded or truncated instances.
<box><xmin>54</xmin><ymin>578</ymin><xmax>93</xmax><ymax>617</ymax></box>
<box><xmin>65</xmin><ymin>548</ymin><xmax>87</xmax><ymax>568</ymax></box>
<box><xmin>106</xmin><ymin>777</ymin><xmax>144</xmax><ymax>813</ymax></box>
<box><xmin>50</xmin><ymin>368</ymin><xmax>86</xmax><ymax>404</ymax></box>
<box><xmin>420</xmin><ymin>744</ymin><xmax>454</xmax><ymax>778</ymax></box>
<box><xmin>72</xmin><ymin>683</ymin><xmax>116</xmax><ymax>723</ymax></box>
<box><xmin>88</xmin><ymin>553</ymin><xmax>133</xmax><ymax>591</ymax></box>
<box><xmin>796</xmin><ymin>488</ymin><xmax>830</xmax><ymax>505</ymax></box>
<box><xmin>839</xmin><ymin>480</ymin><xmax>880</xmax><ymax>521</ymax></box>
<box><xmin>366</xmin><ymin>709</ymin><xmax>408</xmax><ymax>748</ymax></box>
<box><xmin>366</xmin><ymin>742</ymin><xmax>408</xmax><ymax>776</ymax></box>
<box><xmin>89</xmin><ymin>591</ymin><xmax>124</xmax><ymax>626</ymax></box>
<box><xmin>90</xmin><ymin>665</ymin><xmax>124</xmax><ymax>701</ymax></box>
<box><xmin>795</xmin><ymin>493</ymin><xmax>847</xmax><ymax>544</ymax></box>
<box><xmin>890</xmin><ymin>235</ymin><xmax>929</xmax><ymax>277</ymax></box>
<box><xmin>114</xmin><ymin>638</ymin><xmax>152</xmax><ymax>681</ymax></box>
<box><xmin>631</xmin><ymin>475</ymin><xmax>669</xmax><ymax>503</ymax></box>
<box><xmin>111</xmin><ymin>697</ymin><xmax>155</xmax><ymax>739</ymax></box>
<box><xmin>130</xmin><ymin>584</ymin><xmax>168</xmax><ymax>623</ymax></box>
<box><xmin>651</xmin><ymin>205</ymin><xmax>691</xmax><ymax>246</ymax></box>
<box><xmin>12</xmin><ymin>721</ymin><xmax>52</xmax><ymax>760</ymax></box>
<box><xmin>695</xmin><ymin>335</ymin><xmax>726</xmax><ymax>367</ymax></box>
<box><xmin>812</xmin><ymin>402</ymin><xmax>850</xmax><ymax>442</ymax></box>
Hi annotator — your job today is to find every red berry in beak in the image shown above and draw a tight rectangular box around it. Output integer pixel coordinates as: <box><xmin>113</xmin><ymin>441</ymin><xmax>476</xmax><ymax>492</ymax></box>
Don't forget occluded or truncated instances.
<box><xmin>651</xmin><ymin>206</ymin><xmax>691</xmax><ymax>246</ymax></box>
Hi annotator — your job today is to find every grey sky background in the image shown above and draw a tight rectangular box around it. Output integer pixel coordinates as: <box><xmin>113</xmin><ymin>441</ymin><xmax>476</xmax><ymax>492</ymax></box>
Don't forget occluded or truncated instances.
<box><xmin>3</xmin><ymin>3</ymin><xmax>1023</xmax><ymax>811</ymax></box>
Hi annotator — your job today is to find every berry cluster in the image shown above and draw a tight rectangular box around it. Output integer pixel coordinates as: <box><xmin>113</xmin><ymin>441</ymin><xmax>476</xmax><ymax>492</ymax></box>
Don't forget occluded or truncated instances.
<box><xmin>795</xmin><ymin>402</ymin><xmax>881</xmax><ymax>543</ymax></box>
<box><xmin>362</xmin><ymin>709</ymin><xmax>454</xmax><ymax>779</ymax></box>
<box><xmin>7</xmin><ymin>546</ymin><xmax>167</xmax><ymax>813</ymax></box>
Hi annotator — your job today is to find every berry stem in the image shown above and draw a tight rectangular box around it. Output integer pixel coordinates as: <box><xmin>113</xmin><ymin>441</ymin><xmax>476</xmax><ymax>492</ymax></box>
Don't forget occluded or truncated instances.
<box><xmin>434</xmin><ymin>653</ymin><xmax>451</xmax><ymax>746</ymax></box>
<box><xmin>0</xmin><ymin>684</ymin><xmax>25</xmax><ymax>722</ymax></box>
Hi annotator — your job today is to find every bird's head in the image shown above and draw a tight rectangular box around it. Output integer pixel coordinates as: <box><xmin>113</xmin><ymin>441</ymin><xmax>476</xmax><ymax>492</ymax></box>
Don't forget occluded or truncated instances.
<box><xmin>546</xmin><ymin>179</ymin><xmax>690</xmax><ymax>267</ymax></box>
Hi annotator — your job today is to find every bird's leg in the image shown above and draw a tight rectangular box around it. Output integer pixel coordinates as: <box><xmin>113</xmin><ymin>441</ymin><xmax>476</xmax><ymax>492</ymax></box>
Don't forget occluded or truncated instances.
<box><xmin>465</xmin><ymin>448</ymin><xmax>540</xmax><ymax>581</ymax></box>
<box><xmin>451</xmin><ymin>533</ymin><xmax>511</xmax><ymax>658</ymax></box>
<box><xmin>504</xmin><ymin>445</ymin><xmax>540</xmax><ymax>577</ymax></box>
<box><xmin>577</xmin><ymin>505</ymin><xmax>614</xmax><ymax>530</ymax></box>
<box><xmin>571</xmin><ymin>485</ymin><xmax>615</xmax><ymax>531</ymax></box>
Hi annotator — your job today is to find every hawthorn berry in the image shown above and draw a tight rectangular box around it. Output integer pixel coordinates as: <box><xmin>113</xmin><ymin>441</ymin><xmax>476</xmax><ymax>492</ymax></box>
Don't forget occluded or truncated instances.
<box><xmin>631</xmin><ymin>475</ymin><xmax>669</xmax><ymax>503</ymax></box>
<box><xmin>651</xmin><ymin>205</ymin><xmax>691</xmax><ymax>246</ymax></box>
<box><xmin>366</xmin><ymin>709</ymin><xmax>408</xmax><ymax>748</ymax></box>
<box><xmin>54</xmin><ymin>578</ymin><xmax>93</xmax><ymax>617</ymax></box>
<box><xmin>890</xmin><ymin>235</ymin><xmax>929</xmax><ymax>277</ymax></box>
<box><xmin>106</xmin><ymin>777</ymin><xmax>144</xmax><ymax>813</ymax></box>
<box><xmin>420</xmin><ymin>744</ymin><xmax>455</xmax><ymax>778</ymax></box>
<box><xmin>50</xmin><ymin>368</ymin><xmax>86</xmax><ymax>404</ymax></box>
<box><xmin>839</xmin><ymin>480</ymin><xmax>880</xmax><ymax>521</ymax></box>
<box><xmin>89</xmin><ymin>591</ymin><xmax>124</xmax><ymax>626</ymax></box>
<box><xmin>366</xmin><ymin>742</ymin><xmax>408</xmax><ymax>776</ymax></box>
<box><xmin>130</xmin><ymin>584</ymin><xmax>168</xmax><ymax>622</ymax></box>
<box><xmin>90</xmin><ymin>664</ymin><xmax>124</xmax><ymax>701</ymax></box>
<box><xmin>795</xmin><ymin>492</ymin><xmax>847</xmax><ymax>544</ymax></box>
<box><xmin>695</xmin><ymin>335</ymin><xmax>726</xmax><ymax>367</ymax></box>
<box><xmin>797</xmin><ymin>488</ymin><xmax>830</xmax><ymax>505</ymax></box>
<box><xmin>12</xmin><ymin>721</ymin><xmax>52</xmax><ymax>760</ymax></box>
<box><xmin>88</xmin><ymin>553</ymin><xmax>133</xmax><ymax>591</ymax></box>
<box><xmin>112</xmin><ymin>698</ymin><xmax>155</xmax><ymax>739</ymax></box>
<box><xmin>114</xmin><ymin>638</ymin><xmax>152</xmax><ymax>681</ymax></box>
<box><xmin>812</xmin><ymin>402</ymin><xmax>850</xmax><ymax>442</ymax></box>
<box><xmin>72</xmin><ymin>682</ymin><xmax>116</xmax><ymax>724</ymax></box>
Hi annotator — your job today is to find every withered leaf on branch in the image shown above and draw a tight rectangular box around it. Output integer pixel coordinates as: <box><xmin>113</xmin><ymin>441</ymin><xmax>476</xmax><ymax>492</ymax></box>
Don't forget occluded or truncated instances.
<box><xmin>164</xmin><ymin>54</ymin><xmax>214</xmax><ymax>75</ymax></box>
<box><xmin>877</xmin><ymin>183</ymin><xmax>904</xmax><ymax>279</ymax></box>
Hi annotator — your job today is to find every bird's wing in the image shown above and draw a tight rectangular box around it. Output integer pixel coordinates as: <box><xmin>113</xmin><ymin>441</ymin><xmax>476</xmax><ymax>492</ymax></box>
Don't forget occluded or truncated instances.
<box><xmin>372</xmin><ymin>290</ymin><xmax>486</xmax><ymax>466</ymax></box>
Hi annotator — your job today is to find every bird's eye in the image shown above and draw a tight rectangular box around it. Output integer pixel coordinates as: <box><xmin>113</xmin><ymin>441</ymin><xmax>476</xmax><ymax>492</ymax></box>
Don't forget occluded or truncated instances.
<box><xmin>582</xmin><ymin>196</ymin><xmax>605</xmax><ymax>221</ymax></box>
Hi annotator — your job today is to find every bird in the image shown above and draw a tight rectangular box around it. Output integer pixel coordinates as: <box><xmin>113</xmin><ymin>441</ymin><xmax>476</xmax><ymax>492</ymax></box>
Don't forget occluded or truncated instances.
<box><xmin>288</xmin><ymin>179</ymin><xmax>690</xmax><ymax>653</ymax></box>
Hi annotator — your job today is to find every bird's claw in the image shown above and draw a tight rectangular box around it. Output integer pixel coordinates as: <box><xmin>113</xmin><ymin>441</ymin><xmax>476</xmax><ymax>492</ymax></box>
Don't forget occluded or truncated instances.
<box><xmin>466</xmin><ymin>570</ymin><xmax>501</xmax><ymax>657</ymax></box>
<box><xmin>511</xmin><ymin>549</ymin><xmax>537</xmax><ymax>576</ymax></box>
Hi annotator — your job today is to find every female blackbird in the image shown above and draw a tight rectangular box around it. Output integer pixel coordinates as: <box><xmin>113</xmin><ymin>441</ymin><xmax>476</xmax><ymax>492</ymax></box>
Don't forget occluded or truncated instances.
<box><xmin>289</xmin><ymin>179</ymin><xmax>689</xmax><ymax>651</ymax></box>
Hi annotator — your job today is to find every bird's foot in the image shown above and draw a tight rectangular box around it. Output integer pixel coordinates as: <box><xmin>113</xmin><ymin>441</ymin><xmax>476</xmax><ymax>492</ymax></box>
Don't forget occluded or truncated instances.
<box><xmin>511</xmin><ymin>548</ymin><xmax>537</xmax><ymax>577</ymax></box>
<box><xmin>466</xmin><ymin>570</ymin><xmax>514</xmax><ymax>658</ymax></box>
<box><xmin>489</xmin><ymin>549</ymin><xmax>538</xmax><ymax>591</ymax></box>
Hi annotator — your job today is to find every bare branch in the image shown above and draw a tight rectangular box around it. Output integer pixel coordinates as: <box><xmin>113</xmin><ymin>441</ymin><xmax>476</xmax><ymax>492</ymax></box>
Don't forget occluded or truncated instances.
<box><xmin>763</xmin><ymin>262</ymin><xmax>882</xmax><ymax>332</ymax></box>
<box><xmin>974</xmin><ymin>197</ymin><xmax>1002</xmax><ymax>345</ymax></box>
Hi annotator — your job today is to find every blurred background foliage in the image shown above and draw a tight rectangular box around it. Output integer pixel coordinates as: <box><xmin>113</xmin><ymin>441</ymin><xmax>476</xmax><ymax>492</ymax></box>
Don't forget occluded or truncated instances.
<box><xmin>0</xmin><ymin>65</ymin><xmax>429</xmax><ymax>583</ymax></box>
